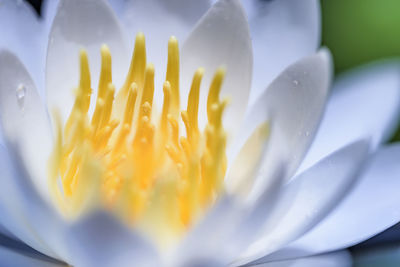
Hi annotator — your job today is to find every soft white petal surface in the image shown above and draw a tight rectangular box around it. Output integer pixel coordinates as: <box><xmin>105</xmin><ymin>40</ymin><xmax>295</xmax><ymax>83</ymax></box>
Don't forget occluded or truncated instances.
<box><xmin>0</xmin><ymin>50</ymin><xmax>52</xmax><ymax>203</ymax></box>
<box><xmin>172</xmin><ymin>196</ymin><xmax>241</xmax><ymax>266</ymax></box>
<box><xmin>46</xmin><ymin>0</ymin><xmax>128</xmax><ymax>121</ymax></box>
<box><xmin>234</xmin><ymin>139</ymin><xmax>370</xmax><ymax>266</ymax></box>
<box><xmin>0</xmin><ymin>145</ymin><xmax>57</xmax><ymax>258</ymax></box>
<box><xmin>227</xmin><ymin>50</ymin><xmax>332</xmax><ymax>198</ymax></box>
<box><xmin>246</xmin><ymin>49</ymin><xmax>332</xmax><ymax>189</ymax></box>
<box><xmin>175</xmin><ymin>164</ymin><xmax>285</xmax><ymax>266</ymax></box>
<box><xmin>0</xmin><ymin>0</ymin><xmax>46</xmax><ymax>96</ymax></box>
<box><xmin>65</xmin><ymin>211</ymin><xmax>160</xmax><ymax>267</ymax></box>
<box><xmin>0</xmin><ymin>242</ymin><xmax>65</xmax><ymax>267</ymax></box>
<box><xmin>243</xmin><ymin>0</ymin><xmax>321</xmax><ymax>105</ymax></box>
<box><xmin>42</xmin><ymin>0</ymin><xmax>59</xmax><ymax>35</ymax></box>
<box><xmin>299</xmin><ymin>60</ymin><xmax>400</xmax><ymax>173</ymax></box>
<box><xmin>255</xmin><ymin>250</ymin><xmax>352</xmax><ymax>267</ymax></box>
<box><xmin>3</xmin><ymin>143</ymin><xmax>73</xmax><ymax>260</ymax></box>
<box><xmin>117</xmin><ymin>0</ymin><xmax>210</xmax><ymax>80</ymax></box>
<box><xmin>107</xmin><ymin>0</ymin><xmax>125</xmax><ymax>16</ymax></box>
<box><xmin>270</xmin><ymin>143</ymin><xmax>400</xmax><ymax>260</ymax></box>
<box><xmin>181</xmin><ymin>0</ymin><xmax>253</xmax><ymax>134</ymax></box>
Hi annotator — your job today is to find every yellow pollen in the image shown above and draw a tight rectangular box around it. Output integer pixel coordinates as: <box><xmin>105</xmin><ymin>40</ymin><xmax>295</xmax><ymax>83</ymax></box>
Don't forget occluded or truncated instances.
<box><xmin>48</xmin><ymin>33</ymin><xmax>229</xmax><ymax>243</ymax></box>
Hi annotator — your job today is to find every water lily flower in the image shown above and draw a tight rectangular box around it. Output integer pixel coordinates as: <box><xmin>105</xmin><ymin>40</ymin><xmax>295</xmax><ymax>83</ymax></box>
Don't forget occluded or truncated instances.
<box><xmin>0</xmin><ymin>0</ymin><xmax>399</xmax><ymax>266</ymax></box>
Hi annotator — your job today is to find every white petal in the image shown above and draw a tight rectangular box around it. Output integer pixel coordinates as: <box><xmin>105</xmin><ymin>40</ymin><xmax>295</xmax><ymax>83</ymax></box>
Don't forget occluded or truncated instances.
<box><xmin>173</xmin><ymin>195</ymin><xmax>241</xmax><ymax>266</ymax></box>
<box><xmin>107</xmin><ymin>0</ymin><xmax>125</xmax><ymax>16</ymax></box>
<box><xmin>274</xmin><ymin>143</ymin><xmax>400</xmax><ymax>259</ymax></box>
<box><xmin>42</xmin><ymin>0</ymin><xmax>59</xmax><ymax>34</ymax></box>
<box><xmin>46</xmin><ymin>0</ymin><xmax>128</xmax><ymax>121</ymax></box>
<box><xmin>124</xmin><ymin>0</ymin><xmax>210</xmax><ymax>27</ymax></box>
<box><xmin>244</xmin><ymin>0</ymin><xmax>321</xmax><ymax>105</ymax></box>
<box><xmin>233</xmin><ymin>139</ymin><xmax>369</xmax><ymax>266</ymax></box>
<box><xmin>0</xmin><ymin>145</ymin><xmax>58</xmax><ymax>258</ymax></box>
<box><xmin>3</xmin><ymin>144</ymin><xmax>71</xmax><ymax>260</ymax></box>
<box><xmin>118</xmin><ymin>0</ymin><xmax>210</xmax><ymax>74</ymax></box>
<box><xmin>181</xmin><ymin>0</ymin><xmax>253</xmax><ymax>134</ymax></box>
<box><xmin>0</xmin><ymin>239</ymin><xmax>65</xmax><ymax>267</ymax></box>
<box><xmin>226</xmin><ymin>122</ymin><xmax>270</xmax><ymax>197</ymax></box>
<box><xmin>245</xmin><ymin>49</ymin><xmax>332</xmax><ymax>183</ymax></box>
<box><xmin>225</xmin><ymin>164</ymin><xmax>286</xmax><ymax>262</ymax></box>
<box><xmin>0</xmin><ymin>0</ymin><xmax>46</xmax><ymax>96</ymax></box>
<box><xmin>299</xmin><ymin>60</ymin><xmax>400</xmax><ymax>173</ymax></box>
<box><xmin>255</xmin><ymin>250</ymin><xmax>352</xmax><ymax>267</ymax></box>
<box><xmin>64</xmin><ymin>211</ymin><xmax>160</xmax><ymax>267</ymax></box>
<box><xmin>176</xmin><ymin>164</ymin><xmax>286</xmax><ymax>266</ymax></box>
<box><xmin>0</xmin><ymin>50</ymin><xmax>53</xmax><ymax>203</ymax></box>
<box><xmin>0</xmin><ymin>52</ymin><xmax>67</xmax><ymax>260</ymax></box>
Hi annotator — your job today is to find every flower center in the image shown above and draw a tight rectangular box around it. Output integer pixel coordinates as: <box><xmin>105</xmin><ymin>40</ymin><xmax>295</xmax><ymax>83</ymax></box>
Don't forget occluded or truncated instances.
<box><xmin>48</xmin><ymin>33</ymin><xmax>228</xmax><ymax>242</ymax></box>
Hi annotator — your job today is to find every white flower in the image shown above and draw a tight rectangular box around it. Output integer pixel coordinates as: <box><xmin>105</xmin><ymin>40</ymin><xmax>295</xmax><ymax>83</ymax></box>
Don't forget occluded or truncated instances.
<box><xmin>0</xmin><ymin>0</ymin><xmax>399</xmax><ymax>266</ymax></box>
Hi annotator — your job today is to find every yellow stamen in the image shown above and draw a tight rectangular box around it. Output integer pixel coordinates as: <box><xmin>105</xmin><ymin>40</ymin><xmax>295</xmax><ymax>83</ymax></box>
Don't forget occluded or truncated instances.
<box><xmin>98</xmin><ymin>45</ymin><xmax>112</xmax><ymax>99</ymax></box>
<box><xmin>166</xmin><ymin>36</ymin><xmax>180</xmax><ymax>118</ymax></box>
<box><xmin>120</xmin><ymin>32</ymin><xmax>146</xmax><ymax>97</ymax></box>
<box><xmin>48</xmin><ymin>33</ymin><xmax>255</xmax><ymax>246</ymax></box>
<box><xmin>160</xmin><ymin>81</ymin><xmax>172</xmax><ymax>132</ymax></box>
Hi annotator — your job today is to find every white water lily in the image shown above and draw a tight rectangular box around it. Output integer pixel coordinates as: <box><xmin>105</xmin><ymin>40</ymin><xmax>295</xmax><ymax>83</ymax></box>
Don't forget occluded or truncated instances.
<box><xmin>0</xmin><ymin>0</ymin><xmax>400</xmax><ymax>266</ymax></box>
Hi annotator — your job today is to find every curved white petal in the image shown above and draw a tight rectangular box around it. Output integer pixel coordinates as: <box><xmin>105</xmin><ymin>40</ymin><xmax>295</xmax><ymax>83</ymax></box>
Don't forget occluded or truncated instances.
<box><xmin>0</xmin><ymin>145</ymin><xmax>58</xmax><ymax>258</ymax></box>
<box><xmin>226</xmin><ymin>122</ymin><xmax>271</xmax><ymax>198</ymax></box>
<box><xmin>299</xmin><ymin>60</ymin><xmax>400</xmax><ymax>173</ymax></box>
<box><xmin>0</xmin><ymin>50</ymin><xmax>52</xmax><ymax>203</ymax></box>
<box><xmin>65</xmin><ymin>211</ymin><xmax>160</xmax><ymax>267</ymax></box>
<box><xmin>175</xmin><ymin>164</ymin><xmax>286</xmax><ymax>266</ymax></box>
<box><xmin>245</xmin><ymin>49</ymin><xmax>332</xmax><ymax>184</ymax></box>
<box><xmin>42</xmin><ymin>0</ymin><xmax>59</xmax><ymax>34</ymax></box>
<box><xmin>244</xmin><ymin>0</ymin><xmax>321</xmax><ymax>105</ymax></box>
<box><xmin>234</xmin><ymin>139</ymin><xmax>370</xmax><ymax>266</ymax></box>
<box><xmin>46</xmin><ymin>0</ymin><xmax>128</xmax><ymax>121</ymax></box>
<box><xmin>123</xmin><ymin>0</ymin><xmax>210</xmax><ymax>28</ymax></box>
<box><xmin>0</xmin><ymin>0</ymin><xmax>46</xmax><ymax>96</ymax></box>
<box><xmin>224</xmin><ymin>164</ymin><xmax>286</xmax><ymax>263</ymax></box>
<box><xmin>273</xmin><ymin>143</ymin><xmax>400</xmax><ymax>259</ymax></box>
<box><xmin>3</xmin><ymin>144</ymin><xmax>71</xmax><ymax>260</ymax></box>
<box><xmin>255</xmin><ymin>250</ymin><xmax>352</xmax><ymax>267</ymax></box>
<box><xmin>173</xmin><ymin>195</ymin><xmax>242</xmax><ymax>266</ymax></box>
<box><xmin>181</xmin><ymin>0</ymin><xmax>253</xmax><ymax>135</ymax></box>
<box><xmin>118</xmin><ymin>0</ymin><xmax>210</xmax><ymax>74</ymax></box>
<box><xmin>0</xmin><ymin>240</ymin><xmax>65</xmax><ymax>267</ymax></box>
<box><xmin>107</xmin><ymin>0</ymin><xmax>125</xmax><ymax>16</ymax></box>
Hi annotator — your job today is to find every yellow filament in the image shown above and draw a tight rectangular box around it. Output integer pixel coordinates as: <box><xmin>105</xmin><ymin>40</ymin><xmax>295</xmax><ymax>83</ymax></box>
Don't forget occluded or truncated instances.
<box><xmin>98</xmin><ymin>45</ymin><xmax>112</xmax><ymax>99</ymax></box>
<box><xmin>120</xmin><ymin>32</ymin><xmax>146</xmax><ymax>96</ymax></box>
<box><xmin>140</xmin><ymin>64</ymin><xmax>155</xmax><ymax>110</ymax></box>
<box><xmin>160</xmin><ymin>81</ymin><xmax>172</xmax><ymax>132</ymax></box>
<box><xmin>166</xmin><ymin>36</ymin><xmax>180</xmax><ymax>118</ymax></box>
<box><xmin>48</xmin><ymin>33</ymin><xmax>241</xmax><ymax>243</ymax></box>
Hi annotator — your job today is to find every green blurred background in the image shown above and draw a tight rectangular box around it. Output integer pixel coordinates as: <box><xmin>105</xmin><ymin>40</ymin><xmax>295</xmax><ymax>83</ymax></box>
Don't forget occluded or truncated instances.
<box><xmin>321</xmin><ymin>0</ymin><xmax>400</xmax><ymax>73</ymax></box>
<box><xmin>321</xmin><ymin>0</ymin><xmax>400</xmax><ymax>141</ymax></box>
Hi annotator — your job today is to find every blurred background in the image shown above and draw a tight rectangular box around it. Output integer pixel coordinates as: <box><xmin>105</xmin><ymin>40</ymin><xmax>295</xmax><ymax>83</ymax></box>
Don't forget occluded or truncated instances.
<box><xmin>22</xmin><ymin>0</ymin><xmax>400</xmax><ymax>265</ymax></box>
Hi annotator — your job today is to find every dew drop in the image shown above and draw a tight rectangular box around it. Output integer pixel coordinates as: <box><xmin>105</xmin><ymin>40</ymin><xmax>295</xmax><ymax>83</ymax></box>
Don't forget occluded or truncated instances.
<box><xmin>305</xmin><ymin>131</ymin><xmax>310</xmax><ymax>137</ymax></box>
<box><xmin>16</xmin><ymin>84</ymin><xmax>26</xmax><ymax>111</ymax></box>
<box><xmin>293</xmin><ymin>80</ymin><xmax>299</xmax><ymax>86</ymax></box>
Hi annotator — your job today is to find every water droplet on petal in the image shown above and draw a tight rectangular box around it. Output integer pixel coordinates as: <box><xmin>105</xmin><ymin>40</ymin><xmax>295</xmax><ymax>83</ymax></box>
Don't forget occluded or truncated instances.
<box><xmin>305</xmin><ymin>131</ymin><xmax>310</xmax><ymax>136</ymax></box>
<box><xmin>293</xmin><ymin>80</ymin><xmax>299</xmax><ymax>86</ymax></box>
<box><xmin>16</xmin><ymin>84</ymin><xmax>26</xmax><ymax>111</ymax></box>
